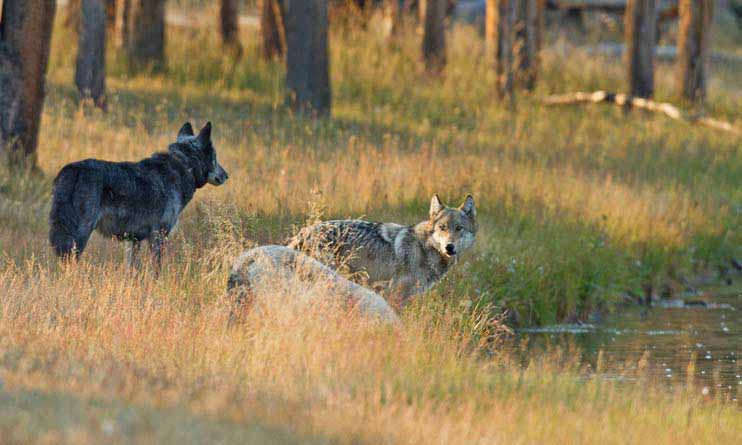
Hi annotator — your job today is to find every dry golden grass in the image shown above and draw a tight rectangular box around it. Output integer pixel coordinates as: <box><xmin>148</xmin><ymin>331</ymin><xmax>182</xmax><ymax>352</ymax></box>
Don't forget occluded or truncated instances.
<box><xmin>0</xmin><ymin>7</ymin><xmax>740</xmax><ymax>444</ymax></box>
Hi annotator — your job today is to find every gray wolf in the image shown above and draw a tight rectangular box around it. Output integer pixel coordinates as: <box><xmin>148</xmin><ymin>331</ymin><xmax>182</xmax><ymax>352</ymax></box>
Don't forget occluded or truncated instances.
<box><xmin>227</xmin><ymin>245</ymin><xmax>400</xmax><ymax>324</ymax></box>
<box><xmin>49</xmin><ymin>122</ymin><xmax>228</xmax><ymax>266</ymax></box>
<box><xmin>287</xmin><ymin>194</ymin><xmax>477</xmax><ymax>305</ymax></box>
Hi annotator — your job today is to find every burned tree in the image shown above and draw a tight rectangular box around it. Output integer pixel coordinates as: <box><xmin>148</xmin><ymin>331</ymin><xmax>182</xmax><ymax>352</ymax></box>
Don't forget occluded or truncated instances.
<box><xmin>285</xmin><ymin>0</ymin><xmax>331</xmax><ymax>116</ymax></box>
<box><xmin>421</xmin><ymin>0</ymin><xmax>447</xmax><ymax>73</ymax></box>
<box><xmin>514</xmin><ymin>0</ymin><xmax>542</xmax><ymax>90</ymax></box>
<box><xmin>220</xmin><ymin>0</ymin><xmax>243</xmax><ymax>55</ymax></box>
<box><xmin>625</xmin><ymin>0</ymin><xmax>656</xmax><ymax>98</ymax></box>
<box><xmin>75</xmin><ymin>0</ymin><xmax>107</xmax><ymax>109</ymax></box>
<box><xmin>486</xmin><ymin>0</ymin><xmax>515</xmax><ymax>99</ymax></box>
<box><xmin>677</xmin><ymin>0</ymin><xmax>713</xmax><ymax>102</ymax></box>
<box><xmin>259</xmin><ymin>0</ymin><xmax>287</xmax><ymax>59</ymax></box>
<box><xmin>122</xmin><ymin>0</ymin><xmax>166</xmax><ymax>70</ymax></box>
<box><xmin>0</xmin><ymin>0</ymin><xmax>57</xmax><ymax>167</ymax></box>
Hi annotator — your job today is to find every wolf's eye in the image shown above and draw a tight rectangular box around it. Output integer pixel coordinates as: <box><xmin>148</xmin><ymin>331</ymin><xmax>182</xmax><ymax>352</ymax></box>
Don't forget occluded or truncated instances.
<box><xmin>455</xmin><ymin>225</ymin><xmax>462</xmax><ymax>232</ymax></box>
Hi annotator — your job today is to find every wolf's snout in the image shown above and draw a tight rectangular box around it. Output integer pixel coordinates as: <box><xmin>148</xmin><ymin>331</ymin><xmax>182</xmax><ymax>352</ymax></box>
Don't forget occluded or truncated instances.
<box><xmin>209</xmin><ymin>165</ymin><xmax>229</xmax><ymax>186</ymax></box>
<box><xmin>445</xmin><ymin>244</ymin><xmax>456</xmax><ymax>255</ymax></box>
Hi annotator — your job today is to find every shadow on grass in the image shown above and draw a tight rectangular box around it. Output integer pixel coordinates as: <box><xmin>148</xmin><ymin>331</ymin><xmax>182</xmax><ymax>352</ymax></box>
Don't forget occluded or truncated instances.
<box><xmin>0</xmin><ymin>388</ymin><xmax>318</xmax><ymax>445</ymax></box>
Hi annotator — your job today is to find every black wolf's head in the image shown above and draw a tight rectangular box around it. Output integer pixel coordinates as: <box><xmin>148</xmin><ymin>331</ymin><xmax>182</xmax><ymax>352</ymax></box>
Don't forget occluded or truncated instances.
<box><xmin>169</xmin><ymin>122</ymin><xmax>229</xmax><ymax>188</ymax></box>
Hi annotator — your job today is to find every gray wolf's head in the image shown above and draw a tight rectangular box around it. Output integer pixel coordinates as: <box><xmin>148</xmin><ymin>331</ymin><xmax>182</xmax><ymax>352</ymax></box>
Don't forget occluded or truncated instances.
<box><xmin>427</xmin><ymin>194</ymin><xmax>477</xmax><ymax>259</ymax></box>
<box><xmin>171</xmin><ymin>122</ymin><xmax>229</xmax><ymax>187</ymax></box>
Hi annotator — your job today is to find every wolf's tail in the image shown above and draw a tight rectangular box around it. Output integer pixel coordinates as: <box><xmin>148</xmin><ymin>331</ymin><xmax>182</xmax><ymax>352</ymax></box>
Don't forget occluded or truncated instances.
<box><xmin>49</xmin><ymin>166</ymin><xmax>98</xmax><ymax>258</ymax></box>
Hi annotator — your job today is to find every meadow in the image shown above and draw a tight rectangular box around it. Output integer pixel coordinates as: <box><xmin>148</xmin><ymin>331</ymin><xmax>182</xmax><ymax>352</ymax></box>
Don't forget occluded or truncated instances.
<box><xmin>0</xmin><ymin>5</ymin><xmax>740</xmax><ymax>444</ymax></box>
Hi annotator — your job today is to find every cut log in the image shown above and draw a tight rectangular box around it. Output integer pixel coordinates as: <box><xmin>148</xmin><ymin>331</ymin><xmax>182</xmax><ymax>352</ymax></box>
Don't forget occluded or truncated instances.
<box><xmin>543</xmin><ymin>90</ymin><xmax>739</xmax><ymax>133</ymax></box>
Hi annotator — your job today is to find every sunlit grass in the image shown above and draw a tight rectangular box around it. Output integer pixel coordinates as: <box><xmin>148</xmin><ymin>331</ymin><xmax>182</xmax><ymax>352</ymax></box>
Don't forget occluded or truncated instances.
<box><xmin>0</xmin><ymin>7</ymin><xmax>740</xmax><ymax>444</ymax></box>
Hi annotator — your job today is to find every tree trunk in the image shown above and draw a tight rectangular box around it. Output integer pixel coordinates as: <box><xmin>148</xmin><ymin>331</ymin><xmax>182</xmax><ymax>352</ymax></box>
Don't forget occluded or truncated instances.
<box><xmin>65</xmin><ymin>0</ymin><xmax>81</xmax><ymax>29</ymax></box>
<box><xmin>677</xmin><ymin>0</ymin><xmax>713</xmax><ymax>102</ymax></box>
<box><xmin>285</xmin><ymin>0</ymin><xmax>331</xmax><ymax>116</ymax></box>
<box><xmin>220</xmin><ymin>0</ymin><xmax>242</xmax><ymax>55</ymax></box>
<box><xmin>259</xmin><ymin>0</ymin><xmax>286</xmax><ymax>59</ymax></box>
<box><xmin>514</xmin><ymin>0</ymin><xmax>541</xmax><ymax>90</ymax></box>
<box><xmin>0</xmin><ymin>0</ymin><xmax>57</xmax><ymax>167</ymax></box>
<box><xmin>114</xmin><ymin>0</ymin><xmax>130</xmax><ymax>48</ymax></box>
<box><xmin>105</xmin><ymin>0</ymin><xmax>117</xmax><ymax>34</ymax></box>
<box><xmin>625</xmin><ymin>0</ymin><xmax>656</xmax><ymax>98</ymax></box>
<box><xmin>486</xmin><ymin>0</ymin><xmax>514</xmax><ymax>99</ymax></box>
<box><xmin>123</xmin><ymin>0</ymin><xmax>165</xmax><ymax>71</ymax></box>
<box><xmin>75</xmin><ymin>0</ymin><xmax>107</xmax><ymax>109</ymax></box>
<box><xmin>421</xmin><ymin>0</ymin><xmax>446</xmax><ymax>73</ymax></box>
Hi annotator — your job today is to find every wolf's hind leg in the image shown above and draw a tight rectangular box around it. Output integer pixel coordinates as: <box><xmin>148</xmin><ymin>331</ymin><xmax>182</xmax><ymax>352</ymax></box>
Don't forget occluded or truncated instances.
<box><xmin>149</xmin><ymin>230</ymin><xmax>167</xmax><ymax>273</ymax></box>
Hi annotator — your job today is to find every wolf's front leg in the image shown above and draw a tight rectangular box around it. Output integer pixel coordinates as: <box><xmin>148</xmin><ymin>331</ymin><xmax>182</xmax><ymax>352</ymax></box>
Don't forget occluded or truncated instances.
<box><xmin>126</xmin><ymin>240</ymin><xmax>142</xmax><ymax>270</ymax></box>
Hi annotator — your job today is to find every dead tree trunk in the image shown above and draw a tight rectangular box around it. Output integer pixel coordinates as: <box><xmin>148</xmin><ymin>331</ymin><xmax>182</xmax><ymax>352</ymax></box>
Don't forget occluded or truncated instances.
<box><xmin>421</xmin><ymin>0</ymin><xmax>446</xmax><ymax>73</ymax></box>
<box><xmin>259</xmin><ymin>0</ymin><xmax>287</xmax><ymax>59</ymax></box>
<box><xmin>0</xmin><ymin>0</ymin><xmax>57</xmax><ymax>167</ymax></box>
<box><xmin>285</xmin><ymin>0</ymin><xmax>331</xmax><ymax>116</ymax></box>
<box><xmin>220</xmin><ymin>0</ymin><xmax>243</xmax><ymax>55</ymax></box>
<box><xmin>75</xmin><ymin>0</ymin><xmax>107</xmax><ymax>109</ymax></box>
<box><xmin>486</xmin><ymin>0</ymin><xmax>515</xmax><ymax>99</ymax></box>
<box><xmin>514</xmin><ymin>0</ymin><xmax>541</xmax><ymax>90</ymax></box>
<box><xmin>123</xmin><ymin>0</ymin><xmax>166</xmax><ymax>71</ymax></box>
<box><xmin>677</xmin><ymin>0</ymin><xmax>713</xmax><ymax>102</ymax></box>
<box><xmin>625</xmin><ymin>0</ymin><xmax>656</xmax><ymax>98</ymax></box>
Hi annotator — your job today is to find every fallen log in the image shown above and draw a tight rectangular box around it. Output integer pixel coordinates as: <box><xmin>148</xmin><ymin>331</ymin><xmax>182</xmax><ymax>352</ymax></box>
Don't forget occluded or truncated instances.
<box><xmin>543</xmin><ymin>90</ymin><xmax>739</xmax><ymax>134</ymax></box>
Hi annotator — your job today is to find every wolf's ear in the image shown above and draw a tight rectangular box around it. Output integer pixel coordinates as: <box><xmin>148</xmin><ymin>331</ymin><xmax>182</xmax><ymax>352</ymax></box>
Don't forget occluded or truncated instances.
<box><xmin>197</xmin><ymin>121</ymin><xmax>212</xmax><ymax>144</ymax></box>
<box><xmin>429</xmin><ymin>194</ymin><xmax>444</xmax><ymax>219</ymax></box>
<box><xmin>460</xmin><ymin>195</ymin><xmax>476</xmax><ymax>218</ymax></box>
<box><xmin>177</xmin><ymin>122</ymin><xmax>194</xmax><ymax>141</ymax></box>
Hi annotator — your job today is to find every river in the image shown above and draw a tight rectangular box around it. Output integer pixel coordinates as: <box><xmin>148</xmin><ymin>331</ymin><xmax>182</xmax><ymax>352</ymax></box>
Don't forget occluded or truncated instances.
<box><xmin>516</xmin><ymin>283</ymin><xmax>741</xmax><ymax>403</ymax></box>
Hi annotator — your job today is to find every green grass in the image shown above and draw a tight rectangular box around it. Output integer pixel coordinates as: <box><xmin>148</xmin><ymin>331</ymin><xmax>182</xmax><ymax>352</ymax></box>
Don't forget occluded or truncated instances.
<box><xmin>0</xmin><ymin>8</ymin><xmax>739</xmax><ymax>444</ymax></box>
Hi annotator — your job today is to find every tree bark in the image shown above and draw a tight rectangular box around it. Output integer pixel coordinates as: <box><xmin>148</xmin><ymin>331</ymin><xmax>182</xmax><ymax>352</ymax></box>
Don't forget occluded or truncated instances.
<box><xmin>421</xmin><ymin>0</ymin><xmax>446</xmax><ymax>73</ymax></box>
<box><xmin>220</xmin><ymin>0</ymin><xmax>242</xmax><ymax>55</ymax></box>
<box><xmin>0</xmin><ymin>0</ymin><xmax>57</xmax><ymax>167</ymax></box>
<box><xmin>65</xmin><ymin>0</ymin><xmax>82</xmax><ymax>29</ymax></box>
<box><xmin>123</xmin><ymin>0</ymin><xmax>166</xmax><ymax>71</ymax></box>
<box><xmin>105</xmin><ymin>0</ymin><xmax>117</xmax><ymax>34</ymax></box>
<box><xmin>514</xmin><ymin>0</ymin><xmax>541</xmax><ymax>91</ymax></box>
<box><xmin>625</xmin><ymin>0</ymin><xmax>656</xmax><ymax>98</ymax></box>
<box><xmin>285</xmin><ymin>0</ymin><xmax>331</xmax><ymax>116</ymax></box>
<box><xmin>676</xmin><ymin>0</ymin><xmax>713</xmax><ymax>102</ymax></box>
<box><xmin>486</xmin><ymin>0</ymin><xmax>515</xmax><ymax>99</ymax></box>
<box><xmin>75</xmin><ymin>0</ymin><xmax>107</xmax><ymax>109</ymax></box>
<box><xmin>259</xmin><ymin>0</ymin><xmax>287</xmax><ymax>59</ymax></box>
<box><xmin>114</xmin><ymin>0</ymin><xmax>130</xmax><ymax>49</ymax></box>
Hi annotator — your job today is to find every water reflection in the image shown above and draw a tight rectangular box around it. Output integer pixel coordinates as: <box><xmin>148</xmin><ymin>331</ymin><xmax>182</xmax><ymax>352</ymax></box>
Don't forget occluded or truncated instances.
<box><xmin>515</xmin><ymin>284</ymin><xmax>741</xmax><ymax>403</ymax></box>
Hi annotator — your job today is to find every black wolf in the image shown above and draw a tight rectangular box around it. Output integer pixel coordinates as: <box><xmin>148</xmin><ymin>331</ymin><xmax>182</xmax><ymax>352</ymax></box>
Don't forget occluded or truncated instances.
<box><xmin>49</xmin><ymin>122</ymin><xmax>228</xmax><ymax>266</ymax></box>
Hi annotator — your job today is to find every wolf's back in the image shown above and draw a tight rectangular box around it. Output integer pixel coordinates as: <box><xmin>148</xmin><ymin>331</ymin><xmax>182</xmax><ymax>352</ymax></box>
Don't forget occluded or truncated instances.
<box><xmin>48</xmin><ymin>164</ymin><xmax>100</xmax><ymax>257</ymax></box>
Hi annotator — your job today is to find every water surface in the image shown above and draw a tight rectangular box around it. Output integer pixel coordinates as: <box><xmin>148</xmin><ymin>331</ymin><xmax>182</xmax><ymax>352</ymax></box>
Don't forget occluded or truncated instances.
<box><xmin>517</xmin><ymin>284</ymin><xmax>741</xmax><ymax>403</ymax></box>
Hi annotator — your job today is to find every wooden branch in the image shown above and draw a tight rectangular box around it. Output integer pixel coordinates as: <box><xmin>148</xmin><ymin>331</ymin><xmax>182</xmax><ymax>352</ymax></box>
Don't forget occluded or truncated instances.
<box><xmin>543</xmin><ymin>91</ymin><xmax>739</xmax><ymax>134</ymax></box>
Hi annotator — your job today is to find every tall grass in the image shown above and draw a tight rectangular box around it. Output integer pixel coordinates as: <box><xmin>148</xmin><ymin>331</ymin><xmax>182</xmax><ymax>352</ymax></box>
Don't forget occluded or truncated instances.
<box><xmin>0</xmin><ymin>8</ymin><xmax>739</xmax><ymax>443</ymax></box>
